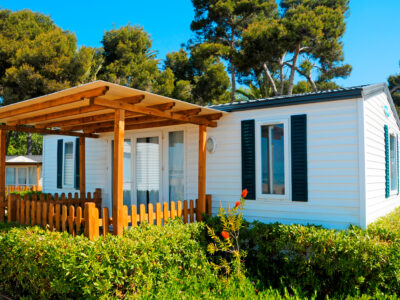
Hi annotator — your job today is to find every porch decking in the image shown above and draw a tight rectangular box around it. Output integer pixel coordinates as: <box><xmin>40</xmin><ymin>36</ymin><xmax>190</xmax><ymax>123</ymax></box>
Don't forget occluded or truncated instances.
<box><xmin>0</xmin><ymin>81</ymin><xmax>224</xmax><ymax>236</ymax></box>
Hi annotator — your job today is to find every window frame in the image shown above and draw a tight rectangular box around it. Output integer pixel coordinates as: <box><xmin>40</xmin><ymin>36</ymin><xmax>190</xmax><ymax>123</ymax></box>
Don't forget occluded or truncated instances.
<box><xmin>63</xmin><ymin>141</ymin><xmax>75</xmax><ymax>188</ymax></box>
<box><xmin>5</xmin><ymin>166</ymin><xmax>38</xmax><ymax>187</ymax></box>
<box><xmin>255</xmin><ymin>118</ymin><xmax>290</xmax><ymax>201</ymax></box>
<box><xmin>389</xmin><ymin>131</ymin><xmax>399</xmax><ymax>194</ymax></box>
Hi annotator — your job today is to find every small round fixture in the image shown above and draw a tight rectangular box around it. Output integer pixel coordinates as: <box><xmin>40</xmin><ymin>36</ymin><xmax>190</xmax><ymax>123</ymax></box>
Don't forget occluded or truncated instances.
<box><xmin>206</xmin><ymin>137</ymin><xmax>216</xmax><ymax>153</ymax></box>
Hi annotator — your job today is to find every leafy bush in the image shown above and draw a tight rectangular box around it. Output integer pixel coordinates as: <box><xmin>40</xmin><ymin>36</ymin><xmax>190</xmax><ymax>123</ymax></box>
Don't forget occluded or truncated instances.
<box><xmin>0</xmin><ymin>219</ymin><xmax>290</xmax><ymax>299</ymax></box>
<box><xmin>9</xmin><ymin>190</ymin><xmax>42</xmax><ymax>199</ymax></box>
<box><xmin>204</xmin><ymin>212</ymin><xmax>400</xmax><ymax>298</ymax></box>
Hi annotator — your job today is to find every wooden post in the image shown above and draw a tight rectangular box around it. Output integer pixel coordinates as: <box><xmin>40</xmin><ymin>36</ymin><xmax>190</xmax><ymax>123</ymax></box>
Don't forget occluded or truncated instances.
<box><xmin>0</xmin><ymin>130</ymin><xmax>6</xmax><ymax>197</ymax></box>
<box><xmin>85</xmin><ymin>202</ymin><xmax>99</xmax><ymax>241</ymax></box>
<box><xmin>112</xmin><ymin>109</ymin><xmax>125</xmax><ymax>235</ymax></box>
<box><xmin>79</xmin><ymin>137</ymin><xmax>86</xmax><ymax>196</ymax></box>
<box><xmin>197</xmin><ymin>125</ymin><xmax>207</xmax><ymax>221</ymax></box>
<box><xmin>36</xmin><ymin>165</ymin><xmax>40</xmax><ymax>190</ymax></box>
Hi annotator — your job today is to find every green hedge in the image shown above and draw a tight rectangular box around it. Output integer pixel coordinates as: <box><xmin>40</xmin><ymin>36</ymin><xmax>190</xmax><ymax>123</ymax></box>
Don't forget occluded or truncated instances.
<box><xmin>0</xmin><ymin>220</ymin><xmax>293</xmax><ymax>299</ymax></box>
<box><xmin>204</xmin><ymin>208</ymin><xmax>400</xmax><ymax>298</ymax></box>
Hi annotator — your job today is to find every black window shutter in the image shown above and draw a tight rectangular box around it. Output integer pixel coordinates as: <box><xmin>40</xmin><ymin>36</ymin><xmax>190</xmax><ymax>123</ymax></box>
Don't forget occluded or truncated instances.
<box><xmin>241</xmin><ymin>119</ymin><xmax>256</xmax><ymax>199</ymax></box>
<box><xmin>75</xmin><ymin>138</ymin><xmax>80</xmax><ymax>190</ymax></box>
<box><xmin>57</xmin><ymin>139</ymin><xmax>63</xmax><ymax>189</ymax></box>
<box><xmin>291</xmin><ymin>114</ymin><xmax>308</xmax><ymax>202</ymax></box>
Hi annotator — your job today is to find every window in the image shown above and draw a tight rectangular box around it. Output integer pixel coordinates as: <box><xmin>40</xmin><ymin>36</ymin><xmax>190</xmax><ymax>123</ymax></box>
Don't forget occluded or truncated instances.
<box><xmin>6</xmin><ymin>168</ymin><xmax>15</xmax><ymax>185</ymax></box>
<box><xmin>261</xmin><ymin>124</ymin><xmax>285</xmax><ymax>195</ymax></box>
<box><xmin>64</xmin><ymin>142</ymin><xmax>74</xmax><ymax>186</ymax></box>
<box><xmin>390</xmin><ymin>134</ymin><xmax>398</xmax><ymax>191</ymax></box>
<box><xmin>17</xmin><ymin>168</ymin><xmax>27</xmax><ymax>185</ymax></box>
<box><xmin>168</xmin><ymin>131</ymin><xmax>184</xmax><ymax>202</ymax></box>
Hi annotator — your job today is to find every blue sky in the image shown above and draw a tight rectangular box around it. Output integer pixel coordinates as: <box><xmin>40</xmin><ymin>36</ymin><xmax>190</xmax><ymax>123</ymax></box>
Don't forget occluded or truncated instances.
<box><xmin>1</xmin><ymin>0</ymin><xmax>400</xmax><ymax>87</ymax></box>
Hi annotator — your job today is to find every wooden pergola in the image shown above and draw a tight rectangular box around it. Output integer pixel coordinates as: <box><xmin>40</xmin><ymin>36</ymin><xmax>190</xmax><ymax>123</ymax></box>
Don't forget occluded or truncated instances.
<box><xmin>0</xmin><ymin>81</ymin><xmax>224</xmax><ymax>235</ymax></box>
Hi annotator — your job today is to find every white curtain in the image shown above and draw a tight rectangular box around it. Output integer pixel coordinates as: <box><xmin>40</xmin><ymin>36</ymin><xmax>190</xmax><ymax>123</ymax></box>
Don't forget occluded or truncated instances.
<box><xmin>168</xmin><ymin>131</ymin><xmax>184</xmax><ymax>202</ymax></box>
<box><xmin>17</xmin><ymin>168</ymin><xmax>27</xmax><ymax>185</ymax></box>
<box><xmin>136</xmin><ymin>137</ymin><xmax>160</xmax><ymax>208</ymax></box>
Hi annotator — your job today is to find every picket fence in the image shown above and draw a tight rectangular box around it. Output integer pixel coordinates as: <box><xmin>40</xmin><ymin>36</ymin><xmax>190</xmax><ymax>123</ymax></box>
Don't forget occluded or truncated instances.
<box><xmin>0</xmin><ymin>190</ymin><xmax>211</xmax><ymax>240</ymax></box>
<box><xmin>6</xmin><ymin>185</ymin><xmax>42</xmax><ymax>193</ymax></box>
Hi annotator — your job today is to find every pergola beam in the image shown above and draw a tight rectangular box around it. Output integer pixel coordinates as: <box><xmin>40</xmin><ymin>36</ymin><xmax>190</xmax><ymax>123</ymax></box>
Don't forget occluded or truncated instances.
<box><xmin>7</xmin><ymin>105</ymin><xmax>109</xmax><ymax>126</ymax></box>
<box><xmin>0</xmin><ymin>130</ymin><xmax>5</xmax><ymax>197</ymax></box>
<box><xmin>0</xmin><ymin>125</ymin><xmax>99</xmax><ymax>138</ymax></box>
<box><xmin>63</xmin><ymin>115</ymin><xmax>164</xmax><ymax>132</ymax></box>
<box><xmin>91</xmin><ymin>98</ymin><xmax>217</xmax><ymax>127</ymax></box>
<box><xmin>0</xmin><ymin>86</ymin><xmax>109</xmax><ymax>120</ymax></box>
<box><xmin>94</xmin><ymin>120</ymin><xmax>185</xmax><ymax>133</ymax></box>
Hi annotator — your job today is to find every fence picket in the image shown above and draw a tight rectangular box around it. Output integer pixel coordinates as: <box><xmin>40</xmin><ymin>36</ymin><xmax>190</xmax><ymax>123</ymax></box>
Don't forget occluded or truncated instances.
<box><xmin>140</xmin><ymin>204</ymin><xmax>146</xmax><ymax>223</ymax></box>
<box><xmin>190</xmin><ymin>200</ymin><xmax>194</xmax><ymax>223</ymax></box>
<box><xmin>30</xmin><ymin>201</ymin><xmax>35</xmax><ymax>225</ymax></box>
<box><xmin>36</xmin><ymin>200</ymin><xmax>41</xmax><ymax>225</ymax></box>
<box><xmin>55</xmin><ymin>204</ymin><xmax>60</xmax><ymax>231</ymax></box>
<box><xmin>131</xmin><ymin>205</ymin><xmax>137</xmax><ymax>227</ymax></box>
<box><xmin>20</xmin><ymin>198</ymin><xmax>25</xmax><ymax>225</ymax></box>
<box><xmin>163</xmin><ymin>202</ymin><xmax>169</xmax><ymax>223</ymax></box>
<box><xmin>25</xmin><ymin>200</ymin><xmax>30</xmax><ymax>225</ymax></box>
<box><xmin>156</xmin><ymin>203</ymin><xmax>162</xmax><ymax>226</ymax></box>
<box><xmin>48</xmin><ymin>204</ymin><xmax>54</xmax><ymax>230</ymax></box>
<box><xmin>61</xmin><ymin>205</ymin><xmax>67</xmax><ymax>232</ymax></box>
<box><xmin>68</xmin><ymin>206</ymin><xmax>75</xmax><ymax>236</ymax></box>
<box><xmin>177</xmin><ymin>201</ymin><xmax>182</xmax><ymax>218</ymax></box>
<box><xmin>171</xmin><ymin>201</ymin><xmax>176</xmax><ymax>219</ymax></box>
<box><xmin>183</xmin><ymin>200</ymin><xmax>188</xmax><ymax>224</ymax></box>
<box><xmin>102</xmin><ymin>207</ymin><xmax>109</xmax><ymax>236</ymax></box>
<box><xmin>42</xmin><ymin>202</ymin><xmax>48</xmax><ymax>227</ymax></box>
<box><xmin>76</xmin><ymin>207</ymin><xmax>82</xmax><ymax>234</ymax></box>
<box><xmin>123</xmin><ymin>206</ymin><xmax>129</xmax><ymax>229</ymax></box>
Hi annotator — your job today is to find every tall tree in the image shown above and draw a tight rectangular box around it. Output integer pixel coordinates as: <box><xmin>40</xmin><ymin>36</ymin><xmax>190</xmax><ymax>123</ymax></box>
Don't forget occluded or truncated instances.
<box><xmin>388</xmin><ymin>62</ymin><xmax>400</xmax><ymax>111</ymax></box>
<box><xmin>99</xmin><ymin>24</ymin><xmax>174</xmax><ymax>96</ymax></box>
<box><xmin>190</xmin><ymin>0</ymin><xmax>276</xmax><ymax>102</ymax></box>
<box><xmin>164</xmin><ymin>47</ymin><xmax>230</xmax><ymax>105</ymax></box>
<box><xmin>240</xmin><ymin>0</ymin><xmax>351</xmax><ymax>96</ymax></box>
<box><xmin>0</xmin><ymin>9</ymin><xmax>95</xmax><ymax>154</ymax></box>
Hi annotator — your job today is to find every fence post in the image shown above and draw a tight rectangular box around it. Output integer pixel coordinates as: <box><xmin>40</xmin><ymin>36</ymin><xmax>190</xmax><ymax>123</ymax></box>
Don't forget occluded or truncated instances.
<box><xmin>85</xmin><ymin>202</ymin><xmax>99</xmax><ymax>241</ymax></box>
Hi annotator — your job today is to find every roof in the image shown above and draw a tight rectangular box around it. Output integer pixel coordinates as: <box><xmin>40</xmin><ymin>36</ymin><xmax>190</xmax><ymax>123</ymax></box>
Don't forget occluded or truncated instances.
<box><xmin>0</xmin><ymin>80</ymin><xmax>225</xmax><ymax>138</ymax></box>
<box><xmin>6</xmin><ymin>155</ymin><xmax>42</xmax><ymax>164</ymax></box>
<box><xmin>209</xmin><ymin>84</ymin><xmax>377</xmax><ymax>112</ymax></box>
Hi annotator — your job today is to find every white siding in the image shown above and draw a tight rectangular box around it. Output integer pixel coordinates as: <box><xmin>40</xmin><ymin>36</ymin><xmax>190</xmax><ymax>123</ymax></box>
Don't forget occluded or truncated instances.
<box><xmin>364</xmin><ymin>90</ymin><xmax>400</xmax><ymax>225</ymax></box>
<box><xmin>207</xmin><ymin>99</ymin><xmax>362</xmax><ymax>229</ymax></box>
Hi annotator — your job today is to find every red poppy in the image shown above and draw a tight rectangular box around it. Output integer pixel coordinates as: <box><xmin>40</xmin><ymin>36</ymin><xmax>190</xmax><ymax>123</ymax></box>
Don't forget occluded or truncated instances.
<box><xmin>235</xmin><ymin>201</ymin><xmax>241</xmax><ymax>208</ymax></box>
<box><xmin>241</xmin><ymin>189</ymin><xmax>248</xmax><ymax>198</ymax></box>
<box><xmin>221</xmin><ymin>231</ymin><xmax>229</xmax><ymax>240</ymax></box>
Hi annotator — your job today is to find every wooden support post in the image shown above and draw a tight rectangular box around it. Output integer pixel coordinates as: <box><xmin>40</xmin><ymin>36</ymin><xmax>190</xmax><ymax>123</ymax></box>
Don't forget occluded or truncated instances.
<box><xmin>197</xmin><ymin>125</ymin><xmax>207</xmax><ymax>221</ymax></box>
<box><xmin>112</xmin><ymin>109</ymin><xmax>125</xmax><ymax>235</ymax></box>
<box><xmin>79</xmin><ymin>137</ymin><xmax>86</xmax><ymax>197</ymax></box>
<box><xmin>0</xmin><ymin>130</ymin><xmax>5</xmax><ymax>197</ymax></box>
<box><xmin>85</xmin><ymin>202</ymin><xmax>99</xmax><ymax>241</ymax></box>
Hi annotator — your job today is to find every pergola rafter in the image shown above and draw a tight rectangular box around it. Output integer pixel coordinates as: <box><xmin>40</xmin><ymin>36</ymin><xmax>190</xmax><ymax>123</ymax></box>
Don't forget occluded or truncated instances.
<box><xmin>0</xmin><ymin>80</ymin><xmax>226</xmax><ymax>235</ymax></box>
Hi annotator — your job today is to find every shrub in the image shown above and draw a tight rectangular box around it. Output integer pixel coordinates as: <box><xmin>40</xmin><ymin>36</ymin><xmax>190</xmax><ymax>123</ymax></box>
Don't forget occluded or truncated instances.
<box><xmin>0</xmin><ymin>219</ymin><xmax>279</xmax><ymax>299</ymax></box>
<box><xmin>205</xmin><ymin>212</ymin><xmax>400</xmax><ymax>298</ymax></box>
<box><xmin>9</xmin><ymin>190</ymin><xmax>42</xmax><ymax>199</ymax></box>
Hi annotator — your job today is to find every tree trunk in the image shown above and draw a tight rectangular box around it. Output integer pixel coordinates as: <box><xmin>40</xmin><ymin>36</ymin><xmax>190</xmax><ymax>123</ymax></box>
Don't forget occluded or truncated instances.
<box><xmin>307</xmin><ymin>75</ymin><xmax>318</xmax><ymax>92</ymax></box>
<box><xmin>230</xmin><ymin>62</ymin><xmax>236</xmax><ymax>103</ymax></box>
<box><xmin>27</xmin><ymin>132</ymin><xmax>32</xmax><ymax>155</ymax></box>
<box><xmin>287</xmin><ymin>44</ymin><xmax>301</xmax><ymax>95</ymax></box>
<box><xmin>262</xmin><ymin>63</ymin><xmax>278</xmax><ymax>96</ymax></box>
<box><xmin>279</xmin><ymin>52</ymin><xmax>286</xmax><ymax>95</ymax></box>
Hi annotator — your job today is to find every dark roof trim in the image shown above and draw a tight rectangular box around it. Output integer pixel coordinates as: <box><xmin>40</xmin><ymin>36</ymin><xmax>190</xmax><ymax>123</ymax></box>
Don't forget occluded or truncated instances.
<box><xmin>210</xmin><ymin>87</ymin><xmax>364</xmax><ymax>112</ymax></box>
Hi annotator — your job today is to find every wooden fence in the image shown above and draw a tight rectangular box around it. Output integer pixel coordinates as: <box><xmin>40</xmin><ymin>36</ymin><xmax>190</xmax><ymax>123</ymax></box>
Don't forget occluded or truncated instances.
<box><xmin>0</xmin><ymin>192</ymin><xmax>211</xmax><ymax>240</ymax></box>
<box><xmin>6</xmin><ymin>185</ymin><xmax>42</xmax><ymax>193</ymax></box>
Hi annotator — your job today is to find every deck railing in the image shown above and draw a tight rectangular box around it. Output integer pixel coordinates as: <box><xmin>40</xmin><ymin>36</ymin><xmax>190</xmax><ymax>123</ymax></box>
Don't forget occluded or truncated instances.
<box><xmin>0</xmin><ymin>192</ymin><xmax>212</xmax><ymax>240</ymax></box>
<box><xmin>6</xmin><ymin>185</ymin><xmax>42</xmax><ymax>193</ymax></box>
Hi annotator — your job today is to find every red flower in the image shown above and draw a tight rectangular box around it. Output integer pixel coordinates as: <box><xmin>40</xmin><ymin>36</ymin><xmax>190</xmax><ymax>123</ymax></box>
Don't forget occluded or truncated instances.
<box><xmin>235</xmin><ymin>201</ymin><xmax>241</xmax><ymax>208</ymax></box>
<box><xmin>241</xmin><ymin>189</ymin><xmax>248</xmax><ymax>198</ymax></box>
<box><xmin>221</xmin><ymin>231</ymin><xmax>229</xmax><ymax>240</ymax></box>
